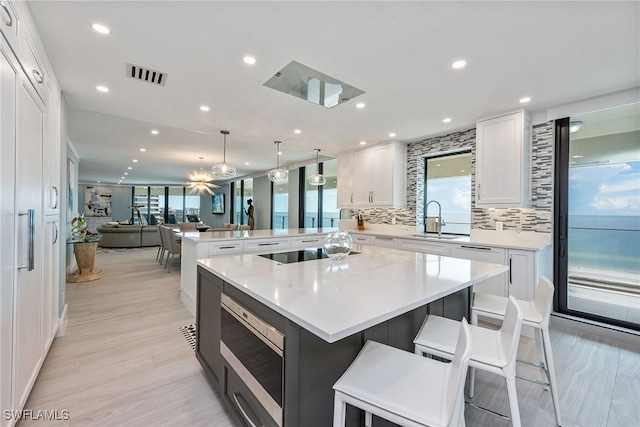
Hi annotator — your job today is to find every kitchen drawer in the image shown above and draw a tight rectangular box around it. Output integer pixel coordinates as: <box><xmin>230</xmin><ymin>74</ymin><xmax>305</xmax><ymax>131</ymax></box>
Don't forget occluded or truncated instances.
<box><xmin>450</xmin><ymin>244</ymin><xmax>508</xmax><ymax>296</ymax></box>
<box><xmin>208</xmin><ymin>240</ymin><xmax>243</xmax><ymax>256</ymax></box>
<box><xmin>21</xmin><ymin>31</ymin><xmax>46</xmax><ymax>100</ymax></box>
<box><xmin>373</xmin><ymin>235</ymin><xmax>399</xmax><ymax>249</ymax></box>
<box><xmin>290</xmin><ymin>234</ymin><xmax>326</xmax><ymax>249</ymax></box>
<box><xmin>0</xmin><ymin>0</ymin><xmax>20</xmax><ymax>51</ymax></box>
<box><xmin>243</xmin><ymin>237</ymin><xmax>290</xmax><ymax>253</ymax></box>
<box><xmin>224</xmin><ymin>365</ymin><xmax>280</xmax><ymax>427</ymax></box>
<box><xmin>351</xmin><ymin>233</ymin><xmax>373</xmax><ymax>245</ymax></box>
<box><xmin>398</xmin><ymin>239</ymin><xmax>450</xmax><ymax>256</ymax></box>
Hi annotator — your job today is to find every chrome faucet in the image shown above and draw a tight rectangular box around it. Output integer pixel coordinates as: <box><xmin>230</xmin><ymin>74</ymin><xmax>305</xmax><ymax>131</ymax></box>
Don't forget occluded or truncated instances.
<box><xmin>425</xmin><ymin>200</ymin><xmax>446</xmax><ymax>236</ymax></box>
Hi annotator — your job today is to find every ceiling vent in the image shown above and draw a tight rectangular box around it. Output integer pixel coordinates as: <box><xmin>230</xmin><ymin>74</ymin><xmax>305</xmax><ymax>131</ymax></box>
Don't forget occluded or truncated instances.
<box><xmin>126</xmin><ymin>63</ymin><xmax>167</xmax><ymax>86</ymax></box>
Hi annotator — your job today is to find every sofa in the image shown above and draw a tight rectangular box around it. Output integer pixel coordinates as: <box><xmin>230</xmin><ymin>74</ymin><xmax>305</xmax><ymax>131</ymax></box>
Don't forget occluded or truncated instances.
<box><xmin>96</xmin><ymin>224</ymin><xmax>160</xmax><ymax>248</ymax></box>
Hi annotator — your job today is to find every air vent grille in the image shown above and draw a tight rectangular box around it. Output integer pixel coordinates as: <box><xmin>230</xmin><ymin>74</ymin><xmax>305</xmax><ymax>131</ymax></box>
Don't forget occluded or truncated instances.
<box><xmin>126</xmin><ymin>63</ymin><xmax>167</xmax><ymax>86</ymax></box>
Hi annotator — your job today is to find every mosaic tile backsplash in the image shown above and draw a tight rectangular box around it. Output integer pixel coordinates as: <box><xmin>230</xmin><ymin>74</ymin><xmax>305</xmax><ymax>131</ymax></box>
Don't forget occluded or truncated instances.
<box><xmin>353</xmin><ymin>121</ymin><xmax>554</xmax><ymax>233</ymax></box>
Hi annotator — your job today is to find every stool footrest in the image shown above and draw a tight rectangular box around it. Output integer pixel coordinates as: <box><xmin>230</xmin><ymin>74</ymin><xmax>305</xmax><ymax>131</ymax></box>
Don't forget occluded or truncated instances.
<box><xmin>465</xmin><ymin>401</ymin><xmax>510</xmax><ymax>420</ymax></box>
<box><xmin>516</xmin><ymin>374</ymin><xmax>551</xmax><ymax>387</ymax></box>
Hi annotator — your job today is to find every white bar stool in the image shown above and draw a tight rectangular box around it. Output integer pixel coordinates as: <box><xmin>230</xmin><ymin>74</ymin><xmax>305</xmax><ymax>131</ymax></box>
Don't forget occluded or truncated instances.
<box><xmin>333</xmin><ymin>320</ymin><xmax>471</xmax><ymax>427</ymax></box>
<box><xmin>414</xmin><ymin>297</ymin><xmax>523</xmax><ymax>427</ymax></box>
<box><xmin>471</xmin><ymin>276</ymin><xmax>562</xmax><ymax>426</ymax></box>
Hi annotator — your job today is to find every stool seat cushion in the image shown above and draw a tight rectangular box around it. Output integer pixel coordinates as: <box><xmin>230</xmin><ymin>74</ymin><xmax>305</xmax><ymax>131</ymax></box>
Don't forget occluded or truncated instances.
<box><xmin>334</xmin><ymin>341</ymin><xmax>450</xmax><ymax>427</ymax></box>
<box><xmin>473</xmin><ymin>292</ymin><xmax>543</xmax><ymax>325</ymax></box>
<box><xmin>414</xmin><ymin>315</ymin><xmax>510</xmax><ymax>368</ymax></box>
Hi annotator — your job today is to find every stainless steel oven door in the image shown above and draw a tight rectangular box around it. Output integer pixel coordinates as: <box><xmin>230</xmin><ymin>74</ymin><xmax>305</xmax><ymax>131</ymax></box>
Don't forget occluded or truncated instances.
<box><xmin>220</xmin><ymin>294</ymin><xmax>284</xmax><ymax>426</ymax></box>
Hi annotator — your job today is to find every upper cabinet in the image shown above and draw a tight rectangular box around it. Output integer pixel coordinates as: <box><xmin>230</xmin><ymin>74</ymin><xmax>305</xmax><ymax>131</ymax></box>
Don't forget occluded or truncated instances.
<box><xmin>475</xmin><ymin>109</ymin><xmax>532</xmax><ymax>208</ymax></box>
<box><xmin>337</xmin><ymin>141</ymin><xmax>406</xmax><ymax>208</ymax></box>
<box><xmin>0</xmin><ymin>0</ymin><xmax>20</xmax><ymax>51</ymax></box>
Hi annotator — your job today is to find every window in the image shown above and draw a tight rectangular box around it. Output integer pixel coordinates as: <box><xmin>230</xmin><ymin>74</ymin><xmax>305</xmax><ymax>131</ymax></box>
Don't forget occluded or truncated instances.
<box><xmin>167</xmin><ymin>187</ymin><xmax>184</xmax><ymax>224</ymax></box>
<box><xmin>424</xmin><ymin>152</ymin><xmax>472</xmax><ymax>235</ymax></box>
<box><xmin>321</xmin><ymin>159</ymin><xmax>340</xmax><ymax>228</ymax></box>
<box><xmin>233</xmin><ymin>182</ymin><xmax>242</xmax><ymax>224</ymax></box>
<box><xmin>133</xmin><ymin>186</ymin><xmax>149</xmax><ymax>224</ymax></box>
<box><xmin>304</xmin><ymin>167</ymin><xmax>319</xmax><ymax>228</ymax></box>
<box><xmin>299</xmin><ymin>159</ymin><xmax>339</xmax><ymax>229</ymax></box>
<box><xmin>272</xmin><ymin>181</ymin><xmax>289</xmax><ymax>229</ymax></box>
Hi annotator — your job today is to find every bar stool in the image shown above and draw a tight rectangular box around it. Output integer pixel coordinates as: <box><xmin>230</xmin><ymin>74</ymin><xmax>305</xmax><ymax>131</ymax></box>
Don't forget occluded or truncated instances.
<box><xmin>333</xmin><ymin>320</ymin><xmax>471</xmax><ymax>427</ymax></box>
<box><xmin>471</xmin><ymin>276</ymin><xmax>561</xmax><ymax>426</ymax></box>
<box><xmin>414</xmin><ymin>297</ymin><xmax>523</xmax><ymax>427</ymax></box>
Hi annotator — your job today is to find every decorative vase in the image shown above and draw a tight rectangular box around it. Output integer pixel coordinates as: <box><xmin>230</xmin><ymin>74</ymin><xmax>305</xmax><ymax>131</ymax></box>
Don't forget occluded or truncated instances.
<box><xmin>323</xmin><ymin>230</ymin><xmax>353</xmax><ymax>261</ymax></box>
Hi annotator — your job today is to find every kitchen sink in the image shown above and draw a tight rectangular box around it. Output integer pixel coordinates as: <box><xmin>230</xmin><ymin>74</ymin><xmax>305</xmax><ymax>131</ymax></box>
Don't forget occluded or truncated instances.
<box><xmin>411</xmin><ymin>234</ymin><xmax>459</xmax><ymax>240</ymax></box>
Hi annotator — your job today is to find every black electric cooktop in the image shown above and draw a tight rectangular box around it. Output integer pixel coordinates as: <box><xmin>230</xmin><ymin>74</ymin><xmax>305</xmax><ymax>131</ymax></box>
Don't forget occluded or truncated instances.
<box><xmin>258</xmin><ymin>249</ymin><xmax>358</xmax><ymax>264</ymax></box>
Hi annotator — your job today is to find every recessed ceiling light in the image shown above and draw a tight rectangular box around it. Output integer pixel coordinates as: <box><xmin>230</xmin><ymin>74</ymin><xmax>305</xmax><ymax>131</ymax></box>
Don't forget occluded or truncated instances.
<box><xmin>96</xmin><ymin>85</ymin><xmax>109</xmax><ymax>93</ymax></box>
<box><xmin>245</xmin><ymin>162</ymin><xmax>250</xmax><ymax>165</ymax></box>
<box><xmin>151</xmin><ymin>130</ymin><xmax>159</xmax><ymax>135</ymax></box>
<box><xmin>97</xmin><ymin>180</ymin><xmax>101</xmax><ymax>183</ymax></box>
<box><xmin>451</xmin><ymin>60</ymin><xmax>467</xmax><ymax>69</ymax></box>
<box><xmin>243</xmin><ymin>56</ymin><xmax>256</xmax><ymax>65</ymax></box>
<box><xmin>360</xmin><ymin>141</ymin><xmax>367</xmax><ymax>145</ymax></box>
<box><xmin>388</xmin><ymin>133</ymin><xmax>396</xmax><ymax>138</ymax></box>
<box><xmin>519</xmin><ymin>97</ymin><xmax>531</xmax><ymax>103</ymax></box>
<box><xmin>124</xmin><ymin>172</ymin><xmax>128</xmax><ymax>175</ymax></box>
<box><xmin>127</xmin><ymin>167</ymin><xmax>132</xmax><ymax>170</ymax></box>
<box><xmin>133</xmin><ymin>159</ymin><xmax>138</xmax><ymax>163</ymax></box>
<box><xmin>294</xmin><ymin>129</ymin><xmax>302</xmax><ymax>134</ymax></box>
<box><xmin>572</xmin><ymin>155</ymin><xmax>583</xmax><ymax>159</ymax></box>
<box><xmin>442</xmin><ymin>118</ymin><xmax>452</xmax><ymax>123</ymax></box>
<box><xmin>437</xmin><ymin>164</ymin><xmax>441</xmax><ymax>167</ymax></box>
<box><xmin>200</xmin><ymin>105</ymin><xmax>210</xmax><ymax>112</ymax></box>
<box><xmin>356</xmin><ymin>102</ymin><xmax>365</xmax><ymax>109</ymax></box>
<box><xmin>460</xmin><ymin>169</ymin><xmax>465</xmax><ymax>172</ymax></box>
<box><xmin>91</xmin><ymin>23</ymin><xmax>111</xmax><ymax>35</ymax></box>
<box><xmin>277</xmin><ymin>151</ymin><xmax>282</xmax><ymax>155</ymax></box>
<box><xmin>140</xmin><ymin>148</ymin><xmax>146</xmax><ymax>152</ymax></box>
<box><xmin>121</xmin><ymin>176</ymin><xmax>125</xmax><ymax>179</ymax></box>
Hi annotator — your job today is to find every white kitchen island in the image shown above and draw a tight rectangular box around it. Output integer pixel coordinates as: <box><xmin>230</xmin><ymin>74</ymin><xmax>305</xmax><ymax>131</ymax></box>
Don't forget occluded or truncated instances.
<box><xmin>195</xmin><ymin>245</ymin><xmax>508</xmax><ymax>427</ymax></box>
<box><xmin>179</xmin><ymin>228</ymin><xmax>337</xmax><ymax>315</ymax></box>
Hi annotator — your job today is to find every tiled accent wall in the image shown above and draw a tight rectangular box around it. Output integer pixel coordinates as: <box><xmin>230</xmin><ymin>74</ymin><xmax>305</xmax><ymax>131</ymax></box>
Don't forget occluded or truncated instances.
<box><xmin>355</xmin><ymin>121</ymin><xmax>554</xmax><ymax>232</ymax></box>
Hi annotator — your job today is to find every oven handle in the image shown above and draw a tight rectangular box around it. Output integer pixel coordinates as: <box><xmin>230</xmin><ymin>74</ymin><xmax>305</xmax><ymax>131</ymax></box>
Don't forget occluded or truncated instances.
<box><xmin>221</xmin><ymin>302</ymin><xmax>284</xmax><ymax>356</ymax></box>
<box><xmin>232</xmin><ymin>392</ymin><xmax>259</xmax><ymax>427</ymax></box>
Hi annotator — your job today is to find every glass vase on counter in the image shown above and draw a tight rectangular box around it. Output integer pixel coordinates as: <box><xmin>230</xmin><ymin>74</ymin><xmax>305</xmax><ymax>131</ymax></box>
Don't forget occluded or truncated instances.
<box><xmin>323</xmin><ymin>230</ymin><xmax>353</xmax><ymax>261</ymax></box>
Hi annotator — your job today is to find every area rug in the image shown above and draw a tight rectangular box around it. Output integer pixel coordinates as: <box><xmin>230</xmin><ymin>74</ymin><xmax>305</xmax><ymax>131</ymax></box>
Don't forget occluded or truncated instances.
<box><xmin>179</xmin><ymin>324</ymin><xmax>197</xmax><ymax>351</ymax></box>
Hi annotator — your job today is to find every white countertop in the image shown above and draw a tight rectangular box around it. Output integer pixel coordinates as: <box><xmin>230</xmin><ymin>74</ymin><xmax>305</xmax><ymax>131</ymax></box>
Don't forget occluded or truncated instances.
<box><xmin>340</xmin><ymin>221</ymin><xmax>551</xmax><ymax>251</ymax></box>
<box><xmin>197</xmin><ymin>245</ymin><xmax>508</xmax><ymax>343</ymax></box>
<box><xmin>181</xmin><ymin>227</ymin><xmax>338</xmax><ymax>243</ymax></box>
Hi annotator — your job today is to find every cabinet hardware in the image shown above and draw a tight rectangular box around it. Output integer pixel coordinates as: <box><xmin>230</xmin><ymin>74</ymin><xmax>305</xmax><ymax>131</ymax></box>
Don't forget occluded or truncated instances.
<box><xmin>18</xmin><ymin>210</ymin><xmax>35</xmax><ymax>271</ymax></box>
<box><xmin>371</xmin><ymin>191</ymin><xmax>374</xmax><ymax>203</ymax></box>
<box><xmin>52</xmin><ymin>186</ymin><xmax>59</xmax><ymax>209</ymax></box>
<box><xmin>301</xmin><ymin>239</ymin><xmax>319</xmax><ymax>243</ymax></box>
<box><xmin>232</xmin><ymin>393</ymin><xmax>258</xmax><ymax>427</ymax></box>
<box><xmin>350</xmin><ymin>193</ymin><xmax>353</xmax><ymax>204</ymax></box>
<box><xmin>459</xmin><ymin>245</ymin><xmax>491</xmax><ymax>251</ymax></box>
<box><xmin>0</xmin><ymin>2</ymin><xmax>13</xmax><ymax>27</ymax></box>
<box><xmin>53</xmin><ymin>221</ymin><xmax>58</xmax><ymax>245</ymax></box>
<box><xmin>509</xmin><ymin>257</ymin><xmax>512</xmax><ymax>284</ymax></box>
<box><xmin>219</xmin><ymin>246</ymin><xmax>236</xmax><ymax>250</ymax></box>
<box><xmin>376</xmin><ymin>237</ymin><xmax>393</xmax><ymax>241</ymax></box>
<box><xmin>32</xmin><ymin>69</ymin><xmax>43</xmax><ymax>84</ymax></box>
<box><xmin>257</xmin><ymin>242</ymin><xmax>278</xmax><ymax>246</ymax></box>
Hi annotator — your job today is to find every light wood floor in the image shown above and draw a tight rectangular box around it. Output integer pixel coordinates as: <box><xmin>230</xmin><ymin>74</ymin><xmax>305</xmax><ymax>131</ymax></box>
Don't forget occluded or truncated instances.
<box><xmin>21</xmin><ymin>248</ymin><xmax>640</xmax><ymax>426</ymax></box>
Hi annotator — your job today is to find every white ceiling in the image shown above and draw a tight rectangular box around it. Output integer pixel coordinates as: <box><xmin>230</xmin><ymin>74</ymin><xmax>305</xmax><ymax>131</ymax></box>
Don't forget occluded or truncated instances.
<box><xmin>27</xmin><ymin>1</ymin><xmax>640</xmax><ymax>185</ymax></box>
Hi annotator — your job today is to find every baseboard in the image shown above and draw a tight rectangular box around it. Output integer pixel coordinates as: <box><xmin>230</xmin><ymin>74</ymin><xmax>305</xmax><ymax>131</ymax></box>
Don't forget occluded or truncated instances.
<box><xmin>551</xmin><ymin>312</ymin><xmax>640</xmax><ymax>346</ymax></box>
<box><xmin>56</xmin><ymin>304</ymin><xmax>68</xmax><ymax>337</ymax></box>
<box><xmin>180</xmin><ymin>289</ymin><xmax>196</xmax><ymax>317</ymax></box>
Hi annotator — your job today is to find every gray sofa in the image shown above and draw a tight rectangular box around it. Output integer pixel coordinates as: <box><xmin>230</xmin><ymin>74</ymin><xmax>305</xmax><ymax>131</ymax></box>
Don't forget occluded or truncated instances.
<box><xmin>96</xmin><ymin>224</ymin><xmax>160</xmax><ymax>248</ymax></box>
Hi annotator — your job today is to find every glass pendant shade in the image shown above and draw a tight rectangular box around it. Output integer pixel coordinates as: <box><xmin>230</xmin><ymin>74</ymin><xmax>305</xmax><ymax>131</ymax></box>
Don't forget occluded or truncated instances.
<box><xmin>187</xmin><ymin>157</ymin><xmax>220</xmax><ymax>195</ymax></box>
<box><xmin>309</xmin><ymin>148</ymin><xmax>326</xmax><ymax>186</ymax></box>
<box><xmin>212</xmin><ymin>130</ymin><xmax>237</xmax><ymax>178</ymax></box>
<box><xmin>268</xmin><ymin>141</ymin><xmax>289</xmax><ymax>183</ymax></box>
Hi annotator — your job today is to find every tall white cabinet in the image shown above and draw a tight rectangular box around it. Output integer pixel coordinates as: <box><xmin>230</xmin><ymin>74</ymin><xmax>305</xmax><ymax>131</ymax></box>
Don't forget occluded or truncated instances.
<box><xmin>0</xmin><ymin>2</ymin><xmax>63</xmax><ymax>425</ymax></box>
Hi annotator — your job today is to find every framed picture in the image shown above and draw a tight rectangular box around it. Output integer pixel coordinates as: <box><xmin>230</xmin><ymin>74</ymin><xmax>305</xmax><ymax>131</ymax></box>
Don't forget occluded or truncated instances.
<box><xmin>212</xmin><ymin>193</ymin><xmax>225</xmax><ymax>214</ymax></box>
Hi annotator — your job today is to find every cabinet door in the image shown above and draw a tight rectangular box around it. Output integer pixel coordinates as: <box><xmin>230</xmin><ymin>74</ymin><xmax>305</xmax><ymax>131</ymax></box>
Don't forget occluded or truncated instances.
<box><xmin>352</xmin><ymin>149</ymin><xmax>373</xmax><ymax>205</ymax></box>
<box><xmin>373</xmin><ymin>236</ymin><xmax>398</xmax><ymax>249</ymax></box>
<box><xmin>14</xmin><ymin>72</ymin><xmax>45</xmax><ymax>411</ymax></box>
<box><xmin>476</xmin><ymin>112</ymin><xmax>523</xmax><ymax>206</ymax></box>
<box><xmin>0</xmin><ymin>41</ymin><xmax>18</xmax><ymax>427</ymax></box>
<box><xmin>43</xmin><ymin>85</ymin><xmax>60</xmax><ymax>214</ymax></box>
<box><xmin>42</xmin><ymin>216</ymin><xmax>59</xmax><ymax>349</ymax></box>
<box><xmin>508</xmin><ymin>249</ymin><xmax>535</xmax><ymax>301</ymax></box>
<box><xmin>371</xmin><ymin>144</ymin><xmax>394</xmax><ymax>206</ymax></box>
<box><xmin>0</xmin><ymin>0</ymin><xmax>20</xmax><ymax>52</ymax></box>
<box><xmin>398</xmin><ymin>239</ymin><xmax>450</xmax><ymax>256</ymax></box>
<box><xmin>196</xmin><ymin>269</ymin><xmax>223</xmax><ymax>388</ymax></box>
<box><xmin>336</xmin><ymin>152</ymin><xmax>354</xmax><ymax>207</ymax></box>
<box><xmin>451</xmin><ymin>244</ymin><xmax>508</xmax><ymax>296</ymax></box>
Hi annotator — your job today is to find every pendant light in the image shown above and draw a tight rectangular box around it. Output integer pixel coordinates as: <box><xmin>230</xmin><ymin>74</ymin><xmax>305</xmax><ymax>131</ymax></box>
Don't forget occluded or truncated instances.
<box><xmin>268</xmin><ymin>141</ymin><xmax>289</xmax><ymax>183</ymax></box>
<box><xmin>187</xmin><ymin>157</ymin><xmax>220</xmax><ymax>195</ymax></box>
<box><xmin>212</xmin><ymin>130</ymin><xmax>237</xmax><ymax>178</ymax></box>
<box><xmin>308</xmin><ymin>148</ymin><xmax>326</xmax><ymax>186</ymax></box>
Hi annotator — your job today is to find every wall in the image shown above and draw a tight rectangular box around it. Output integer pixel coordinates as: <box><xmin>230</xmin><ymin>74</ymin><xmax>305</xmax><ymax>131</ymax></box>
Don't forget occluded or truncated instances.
<box><xmin>77</xmin><ymin>184</ymin><xmax>132</xmax><ymax>227</ymax></box>
<box><xmin>356</xmin><ymin>121</ymin><xmax>554</xmax><ymax>233</ymax></box>
<box><xmin>199</xmin><ymin>184</ymin><xmax>231</xmax><ymax>228</ymax></box>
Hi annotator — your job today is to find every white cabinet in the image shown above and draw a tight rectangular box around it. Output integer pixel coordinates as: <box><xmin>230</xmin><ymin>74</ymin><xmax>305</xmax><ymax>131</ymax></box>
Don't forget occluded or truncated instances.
<box><xmin>290</xmin><ymin>234</ymin><xmax>327</xmax><ymax>249</ymax></box>
<box><xmin>337</xmin><ymin>142</ymin><xmax>406</xmax><ymax>208</ymax></box>
<box><xmin>0</xmin><ymin>0</ymin><xmax>20</xmax><ymax>53</ymax></box>
<box><xmin>351</xmin><ymin>233</ymin><xmax>373</xmax><ymax>245</ymax></box>
<box><xmin>208</xmin><ymin>240</ymin><xmax>243</xmax><ymax>256</ymax></box>
<box><xmin>373</xmin><ymin>236</ymin><xmax>399</xmax><ymax>249</ymax></box>
<box><xmin>43</xmin><ymin>84</ymin><xmax>60</xmax><ymax>214</ymax></box>
<box><xmin>43</xmin><ymin>216</ymin><xmax>59</xmax><ymax>349</ymax></box>
<box><xmin>450</xmin><ymin>244</ymin><xmax>508</xmax><ymax>296</ymax></box>
<box><xmin>398</xmin><ymin>238</ymin><xmax>451</xmax><ymax>256</ymax></box>
<box><xmin>475</xmin><ymin>109</ymin><xmax>531</xmax><ymax>207</ymax></box>
<box><xmin>243</xmin><ymin>237</ymin><xmax>290</xmax><ymax>254</ymax></box>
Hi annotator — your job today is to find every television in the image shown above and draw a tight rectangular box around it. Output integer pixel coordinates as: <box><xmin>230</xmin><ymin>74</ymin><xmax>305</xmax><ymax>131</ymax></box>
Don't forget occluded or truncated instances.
<box><xmin>212</xmin><ymin>193</ymin><xmax>225</xmax><ymax>214</ymax></box>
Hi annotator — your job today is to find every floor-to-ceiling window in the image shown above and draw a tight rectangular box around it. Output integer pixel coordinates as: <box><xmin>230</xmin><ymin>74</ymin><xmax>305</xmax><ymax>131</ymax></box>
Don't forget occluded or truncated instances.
<box><xmin>423</xmin><ymin>152</ymin><xmax>472</xmax><ymax>235</ymax></box>
<box><xmin>167</xmin><ymin>187</ymin><xmax>184</xmax><ymax>224</ymax></box>
<box><xmin>272</xmin><ymin>181</ymin><xmax>289</xmax><ymax>229</ymax></box>
<box><xmin>243</xmin><ymin>178</ymin><xmax>253</xmax><ymax>226</ymax></box>
<box><xmin>304</xmin><ymin>167</ymin><xmax>319</xmax><ymax>228</ymax></box>
<box><xmin>133</xmin><ymin>186</ymin><xmax>149</xmax><ymax>224</ymax></box>
<box><xmin>555</xmin><ymin>104</ymin><xmax>640</xmax><ymax>330</ymax></box>
<box><xmin>233</xmin><ymin>182</ymin><xmax>242</xmax><ymax>224</ymax></box>
<box><xmin>321</xmin><ymin>159</ymin><xmax>340</xmax><ymax>228</ymax></box>
<box><xmin>299</xmin><ymin>159</ymin><xmax>339</xmax><ymax>229</ymax></box>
